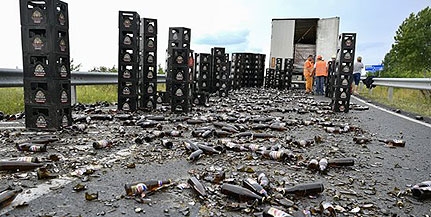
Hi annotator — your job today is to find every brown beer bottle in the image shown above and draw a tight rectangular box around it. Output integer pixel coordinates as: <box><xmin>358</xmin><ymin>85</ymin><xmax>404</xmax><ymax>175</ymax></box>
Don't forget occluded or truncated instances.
<box><xmin>0</xmin><ymin>161</ymin><xmax>44</xmax><ymax>172</ymax></box>
<box><xmin>257</xmin><ymin>172</ymin><xmax>270</xmax><ymax>188</ymax></box>
<box><xmin>263</xmin><ymin>206</ymin><xmax>293</xmax><ymax>217</ymax></box>
<box><xmin>92</xmin><ymin>139</ymin><xmax>113</xmax><ymax>149</ymax></box>
<box><xmin>328</xmin><ymin>158</ymin><xmax>355</xmax><ymax>167</ymax></box>
<box><xmin>221</xmin><ymin>183</ymin><xmax>264</xmax><ymax>203</ymax></box>
<box><xmin>353</xmin><ymin>136</ymin><xmax>371</xmax><ymax>144</ymax></box>
<box><xmin>0</xmin><ymin>188</ymin><xmax>22</xmax><ymax>209</ymax></box>
<box><xmin>124</xmin><ymin>179</ymin><xmax>172</xmax><ymax>196</ymax></box>
<box><xmin>16</xmin><ymin>143</ymin><xmax>47</xmax><ymax>152</ymax></box>
<box><xmin>187</xmin><ymin>149</ymin><xmax>204</xmax><ymax>161</ymax></box>
<box><xmin>183</xmin><ymin>140</ymin><xmax>200</xmax><ymax>152</ymax></box>
<box><xmin>243</xmin><ymin>177</ymin><xmax>269</xmax><ymax>197</ymax></box>
<box><xmin>280</xmin><ymin>182</ymin><xmax>324</xmax><ymax>197</ymax></box>
<box><xmin>188</xmin><ymin>176</ymin><xmax>207</xmax><ymax>198</ymax></box>
<box><xmin>378</xmin><ymin>139</ymin><xmax>406</xmax><ymax>147</ymax></box>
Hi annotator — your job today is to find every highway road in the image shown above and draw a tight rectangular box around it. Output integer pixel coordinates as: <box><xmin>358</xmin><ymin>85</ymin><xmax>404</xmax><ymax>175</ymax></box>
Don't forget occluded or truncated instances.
<box><xmin>0</xmin><ymin>89</ymin><xmax>430</xmax><ymax>216</ymax></box>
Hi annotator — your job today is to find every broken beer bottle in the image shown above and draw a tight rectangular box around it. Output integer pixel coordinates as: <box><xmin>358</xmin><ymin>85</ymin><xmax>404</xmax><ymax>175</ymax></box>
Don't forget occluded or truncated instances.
<box><xmin>0</xmin><ymin>161</ymin><xmax>44</xmax><ymax>172</ymax></box>
<box><xmin>243</xmin><ymin>177</ymin><xmax>269</xmax><ymax>197</ymax></box>
<box><xmin>16</xmin><ymin>143</ymin><xmax>47</xmax><ymax>152</ymax></box>
<box><xmin>124</xmin><ymin>179</ymin><xmax>172</xmax><ymax>196</ymax></box>
<box><xmin>0</xmin><ymin>188</ymin><xmax>22</xmax><ymax>209</ymax></box>
<box><xmin>221</xmin><ymin>183</ymin><xmax>264</xmax><ymax>203</ymax></box>
<box><xmin>279</xmin><ymin>182</ymin><xmax>324</xmax><ymax>197</ymax></box>
<box><xmin>188</xmin><ymin>176</ymin><xmax>207</xmax><ymax>198</ymax></box>
<box><xmin>378</xmin><ymin>139</ymin><xmax>406</xmax><ymax>147</ymax></box>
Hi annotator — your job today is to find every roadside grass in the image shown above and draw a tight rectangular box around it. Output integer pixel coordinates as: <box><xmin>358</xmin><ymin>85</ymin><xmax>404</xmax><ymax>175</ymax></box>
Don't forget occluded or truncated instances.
<box><xmin>0</xmin><ymin>87</ymin><xmax>24</xmax><ymax>114</ymax></box>
<box><xmin>359</xmin><ymin>85</ymin><xmax>431</xmax><ymax>117</ymax></box>
<box><xmin>0</xmin><ymin>83</ymin><xmax>167</xmax><ymax>115</ymax></box>
<box><xmin>76</xmin><ymin>85</ymin><xmax>117</xmax><ymax>104</ymax></box>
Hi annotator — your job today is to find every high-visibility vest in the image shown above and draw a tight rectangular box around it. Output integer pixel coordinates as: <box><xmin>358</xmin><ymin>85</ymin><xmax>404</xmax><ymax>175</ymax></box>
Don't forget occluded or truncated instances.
<box><xmin>315</xmin><ymin>60</ymin><xmax>327</xmax><ymax>77</ymax></box>
<box><xmin>303</xmin><ymin>60</ymin><xmax>314</xmax><ymax>77</ymax></box>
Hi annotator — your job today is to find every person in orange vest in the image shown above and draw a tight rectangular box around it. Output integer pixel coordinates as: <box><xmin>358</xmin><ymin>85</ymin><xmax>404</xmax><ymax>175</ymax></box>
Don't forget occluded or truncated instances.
<box><xmin>314</xmin><ymin>55</ymin><xmax>327</xmax><ymax>95</ymax></box>
<box><xmin>303</xmin><ymin>55</ymin><xmax>314</xmax><ymax>94</ymax></box>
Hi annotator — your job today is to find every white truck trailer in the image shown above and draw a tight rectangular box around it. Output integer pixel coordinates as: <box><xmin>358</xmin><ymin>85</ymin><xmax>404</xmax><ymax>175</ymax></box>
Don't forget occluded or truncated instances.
<box><xmin>269</xmin><ymin>17</ymin><xmax>340</xmax><ymax>86</ymax></box>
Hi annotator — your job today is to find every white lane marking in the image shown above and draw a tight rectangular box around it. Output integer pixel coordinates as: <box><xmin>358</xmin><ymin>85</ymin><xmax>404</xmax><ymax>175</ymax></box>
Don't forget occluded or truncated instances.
<box><xmin>352</xmin><ymin>96</ymin><xmax>431</xmax><ymax>129</ymax></box>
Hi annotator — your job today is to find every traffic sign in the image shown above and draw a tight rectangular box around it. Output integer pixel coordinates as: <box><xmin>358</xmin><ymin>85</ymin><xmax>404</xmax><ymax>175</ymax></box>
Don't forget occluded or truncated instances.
<box><xmin>365</xmin><ymin>64</ymin><xmax>384</xmax><ymax>72</ymax></box>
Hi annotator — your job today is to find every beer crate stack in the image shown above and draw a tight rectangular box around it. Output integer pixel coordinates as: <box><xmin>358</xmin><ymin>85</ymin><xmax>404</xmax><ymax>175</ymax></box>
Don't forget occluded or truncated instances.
<box><xmin>325</xmin><ymin>58</ymin><xmax>336</xmax><ymax>98</ymax></box>
<box><xmin>118</xmin><ymin>11</ymin><xmax>141</xmax><ymax>112</ymax></box>
<box><xmin>281</xmin><ymin>58</ymin><xmax>293</xmax><ymax>90</ymax></box>
<box><xmin>167</xmin><ymin>27</ymin><xmax>192</xmax><ymax>113</ymax></box>
<box><xmin>274</xmin><ymin>58</ymin><xmax>283</xmax><ymax>89</ymax></box>
<box><xmin>192</xmin><ymin>53</ymin><xmax>211</xmax><ymax>105</ymax></box>
<box><xmin>139</xmin><ymin>18</ymin><xmax>158</xmax><ymax>111</ymax></box>
<box><xmin>20</xmin><ymin>0</ymin><xmax>72</xmax><ymax>130</ymax></box>
<box><xmin>255</xmin><ymin>54</ymin><xmax>266</xmax><ymax>87</ymax></box>
<box><xmin>218</xmin><ymin>56</ymin><xmax>230</xmax><ymax>97</ymax></box>
<box><xmin>210</xmin><ymin>47</ymin><xmax>226</xmax><ymax>94</ymax></box>
<box><xmin>332</xmin><ymin>33</ymin><xmax>356</xmax><ymax>113</ymax></box>
<box><xmin>230</xmin><ymin>53</ymin><xmax>243</xmax><ymax>90</ymax></box>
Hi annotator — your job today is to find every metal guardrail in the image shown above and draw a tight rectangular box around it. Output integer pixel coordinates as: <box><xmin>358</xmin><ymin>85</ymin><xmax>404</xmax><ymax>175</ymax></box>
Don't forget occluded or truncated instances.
<box><xmin>372</xmin><ymin>77</ymin><xmax>431</xmax><ymax>90</ymax></box>
<box><xmin>0</xmin><ymin>68</ymin><xmax>166</xmax><ymax>87</ymax></box>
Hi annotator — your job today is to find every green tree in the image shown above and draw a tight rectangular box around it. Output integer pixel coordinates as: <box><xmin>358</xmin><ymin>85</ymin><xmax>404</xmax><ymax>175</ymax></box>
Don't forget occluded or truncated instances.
<box><xmin>381</xmin><ymin>6</ymin><xmax>431</xmax><ymax>78</ymax></box>
<box><xmin>158</xmin><ymin>64</ymin><xmax>165</xmax><ymax>74</ymax></box>
<box><xmin>70</xmin><ymin>58</ymin><xmax>82</xmax><ymax>71</ymax></box>
<box><xmin>89</xmin><ymin>65</ymin><xmax>118</xmax><ymax>72</ymax></box>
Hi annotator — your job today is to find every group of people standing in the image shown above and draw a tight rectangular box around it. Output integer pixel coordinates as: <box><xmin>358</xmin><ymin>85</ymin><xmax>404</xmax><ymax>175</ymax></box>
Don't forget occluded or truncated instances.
<box><xmin>303</xmin><ymin>55</ymin><xmax>363</xmax><ymax>95</ymax></box>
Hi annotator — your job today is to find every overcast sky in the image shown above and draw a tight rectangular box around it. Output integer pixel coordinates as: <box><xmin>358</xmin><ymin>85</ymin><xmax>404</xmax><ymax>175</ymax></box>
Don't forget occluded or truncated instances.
<box><xmin>1</xmin><ymin>0</ymin><xmax>429</xmax><ymax>71</ymax></box>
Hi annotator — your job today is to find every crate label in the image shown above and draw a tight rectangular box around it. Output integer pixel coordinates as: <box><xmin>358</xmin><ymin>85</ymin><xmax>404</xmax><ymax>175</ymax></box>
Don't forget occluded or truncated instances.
<box><xmin>122</xmin><ymin>87</ymin><xmax>130</xmax><ymax>95</ymax></box>
<box><xmin>123</xmin><ymin>53</ymin><xmax>131</xmax><ymax>62</ymax></box>
<box><xmin>58</xmin><ymin>12</ymin><xmax>66</xmax><ymax>26</ymax></box>
<box><xmin>35</xmin><ymin>90</ymin><xmax>46</xmax><ymax>103</ymax></box>
<box><xmin>147</xmin><ymin>39</ymin><xmax>154</xmax><ymax>48</ymax></box>
<box><xmin>147</xmin><ymin>55</ymin><xmax>154</xmax><ymax>63</ymax></box>
<box><xmin>62</xmin><ymin>115</ymin><xmax>69</xmax><ymax>127</ymax></box>
<box><xmin>61</xmin><ymin>90</ymin><xmax>68</xmax><ymax>103</ymax></box>
<box><xmin>123</xmin><ymin>70</ymin><xmax>131</xmax><ymax>79</ymax></box>
<box><xmin>36</xmin><ymin>115</ymin><xmax>47</xmax><ymax>128</ymax></box>
<box><xmin>60</xmin><ymin>65</ymin><xmax>68</xmax><ymax>77</ymax></box>
<box><xmin>147</xmin><ymin>86</ymin><xmax>153</xmax><ymax>94</ymax></box>
<box><xmin>32</xmin><ymin>37</ymin><xmax>44</xmax><ymax>50</ymax></box>
<box><xmin>175</xmin><ymin>89</ymin><xmax>183</xmax><ymax>97</ymax></box>
<box><xmin>122</xmin><ymin>103</ymin><xmax>130</xmax><ymax>111</ymax></box>
<box><xmin>146</xmin><ymin>100</ymin><xmax>153</xmax><ymax>108</ymax></box>
<box><xmin>176</xmin><ymin>72</ymin><xmax>184</xmax><ymax>81</ymax></box>
<box><xmin>34</xmin><ymin>64</ymin><xmax>46</xmax><ymax>77</ymax></box>
<box><xmin>123</xmin><ymin>19</ymin><xmax>131</xmax><ymax>28</ymax></box>
<box><xmin>147</xmin><ymin>71</ymin><xmax>153</xmax><ymax>79</ymax></box>
<box><xmin>59</xmin><ymin>39</ymin><xmax>67</xmax><ymax>52</ymax></box>
<box><xmin>31</xmin><ymin>9</ymin><xmax>43</xmax><ymax>24</ymax></box>
<box><xmin>147</xmin><ymin>24</ymin><xmax>154</xmax><ymax>33</ymax></box>
<box><xmin>123</xmin><ymin>36</ymin><xmax>131</xmax><ymax>45</ymax></box>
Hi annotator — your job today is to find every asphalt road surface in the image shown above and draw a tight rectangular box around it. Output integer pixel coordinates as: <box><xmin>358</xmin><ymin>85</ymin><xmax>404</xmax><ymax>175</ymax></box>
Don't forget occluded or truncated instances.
<box><xmin>0</xmin><ymin>89</ymin><xmax>430</xmax><ymax>217</ymax></box>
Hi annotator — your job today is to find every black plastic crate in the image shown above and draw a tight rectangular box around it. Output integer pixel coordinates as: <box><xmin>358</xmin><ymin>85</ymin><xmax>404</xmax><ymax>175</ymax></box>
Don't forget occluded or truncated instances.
<box><xmin>171</xmin><ymin>98</ymin><xmax>190</xmax><ymax>113</ymax></box>
<box><xmin>21</xmin><ymin>26</ymin><xmax>70</xmax><ymax>55</ymax></box>
<box><xmin>339</xmin><ymin>33</ymin><xmax>356</xmax><ymax>50</ymax></box>
<box><xmin>168</xmin><ymin>27</ymin><xmax>191</xmax><ymax>43</ymax></box>
<box><xmin>20</xmin><ymin>0</ymin><xmax>69</xmax><ymax>28</ymax></box>
<box><xmin>118</xmin><ymin>96</ymin><xmax>138</xmax><ymax>112</ymax></box>
<box><xmin>24</xmin><ymin>79</ymin><xmax>71</xmax><ymax>105</ymax></box>
<box><xmin>211</xmin><ymin>47</ymin><xmax>225</xmax><ymax>56</ymax></box>
<box><xmin>142</xmin><ymin>66</ymin><xmax>157</xmax><ymax>81</ymax></box>
<box><xmin>171</xmin><ymin>82</ymin><xmax>190</xmax><ymax>98</ymax></box>
<box><xmin>334</xmin><ymin>74</ymin><xmax>353</xmax><ymax>87</ymax></box>
<box><xmin>156</xmin><ymin>91</ymin><xmax>168</xmax><ymax>104</ymax></box>
<box><xmin>333</xmin><ymin>86</ymin><xmax>352</xmax><ymax>100</ymax></box>
<box><xmin>119</xmin><ymin>30</ymin><xmax>140</xmax><ymax>48</ymax></box>
<box><xmin>119</xmin><ymin>48</ymin><xmax>139</xmax><ymax>64</ymax></box>
<box><xmin>143</xmin><ymin>36</ymin><xmax>157</xmax><ymax>52</ymax></box>
<box><xmin>140</xmin><ymin>96</ymin><xmax>157</xmax><ymax>110</ymax></box>
<box><xmin>170</xmin><ymin>66</ymin><xmax>190</xmax><ymax>82</ymax></box>
<box><xmin>119</xmin><ymin>11</ymin><xmax>140</xmax><ymax>30</ymax></box>
<box><xmin>25</xmin><ymin>104</ymin><xmax>72</xmax><ymax>130</ymax></box>
<box><xmin>118</xmin><ymin>81</ymin><xmax>138</xmax><ymax>97</ymax></box>
<box><xmin>192</xmin><ymin>92</ymin><xmax>209</xmax><ymax>105</ymax></box>
<box><xmin>118</xmin><ymin>63</ymin><xmax>140</xmax><ymax>80</ymax></box>
<box><xmin>23</xmin><ymin>54</ymin><xmax>70</xmax><ymax>79</ymax></box>
<box><xmin>143</xmin><ymin>51</ymin><xmax>157</xmax><ymax>65</ymax></box>
<box><xmin>141</xmin><ymin>82</ymin><xmax>157</xmax><ymax>95</ymax></box>
<box><xmin>332</xmin><ymin>99</ymin><xmax>350</xmax><ymax>113</ymax></box>
<box><xmin>142</xmin><ymin>18</ymin><xmax>157</xmax><ymax>36</ymax></box>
